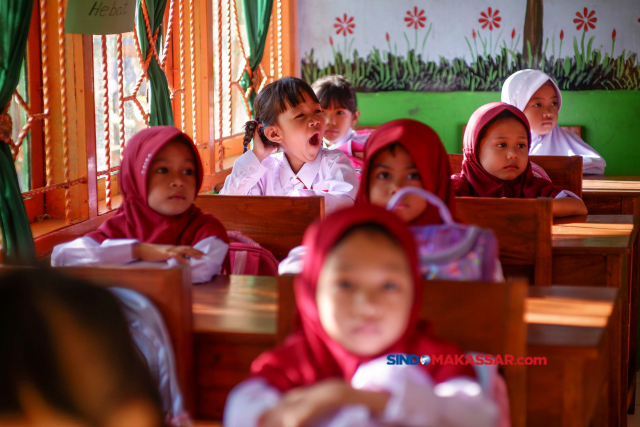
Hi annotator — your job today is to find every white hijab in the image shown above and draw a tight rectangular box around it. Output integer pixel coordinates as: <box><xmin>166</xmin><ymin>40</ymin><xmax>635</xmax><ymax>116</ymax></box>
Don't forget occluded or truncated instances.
<box><xmin>501</xmin><ymin>69</ymin><xmax>606</xmax><ymax>174</ymax></box>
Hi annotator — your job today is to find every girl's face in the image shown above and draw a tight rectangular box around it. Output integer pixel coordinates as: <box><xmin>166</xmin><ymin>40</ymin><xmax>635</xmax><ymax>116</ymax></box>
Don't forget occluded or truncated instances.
<box><xmin>523</xmin><ymin>83</ymin><xmax>559</xmax><ymax>136</ymax></box>
<box><xmin>147</xmin><ymin>140</ymin><xmax>197</xmax><ymax>216</ymax></box>
<box><xmin>316</xmin><ymin>229</ymin><xmax>414</xmax><ymax>357</ymax></box>
<box><xmin>264</xmin><ymin>94</ymin><xmax>325</xmax><ymax>174</ymax></box>
<box><xmin>478</xmin><ymin>117</ymin><xmax>529</xmax><ymax>181</ymax></box>
<box><xmin>323</xmin><ymin>103</ymin><xmax>360</xmax><ymax>145</ymax></box>
<box><xmin>368</xmin><ymin>145</ymin><xmax>427</xmax><ymax>223</ymax></box>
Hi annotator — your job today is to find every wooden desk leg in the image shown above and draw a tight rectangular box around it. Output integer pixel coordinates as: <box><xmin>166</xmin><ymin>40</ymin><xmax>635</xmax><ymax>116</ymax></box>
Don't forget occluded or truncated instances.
<box><xmin>610</xmin><ymin>294</ymin><xmax>624</xmax><ymax>427</ymax></box>
<box><xmin>563</xmin><ymin>360</ymin><xmax>586</xmax><ymax>427</ymax></box>
<box><xmin>629</xmin><ymin>228</ymin><xmax>639</xmax><ymax>414</ymax></box>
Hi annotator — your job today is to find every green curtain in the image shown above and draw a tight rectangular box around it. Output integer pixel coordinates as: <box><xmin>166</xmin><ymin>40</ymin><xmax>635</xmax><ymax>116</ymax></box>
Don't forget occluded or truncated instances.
<box><xmin>0</xmin><ymin>0</ymin><xmax>36</xmax><ymax>265</ymax></box>
<box><xmin>241</xmin><ymin>0</ymin><xmax>274</xmax><ymax>117</ymax></box>
<box><xmin>136</xmin><ymin>0</ymin><xmax>174</xmax><ymax>126</ymax></box>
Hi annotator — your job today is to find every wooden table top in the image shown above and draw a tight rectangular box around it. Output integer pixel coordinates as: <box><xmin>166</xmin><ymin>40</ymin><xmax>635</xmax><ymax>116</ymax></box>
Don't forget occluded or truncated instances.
<box><xmin>192</xmin><ymin>276</ymin><xmax>618</xmax><ymax>360</ymax></box>
<box><xmin>551</xmin><ymin>214</ymin><xmax>637</xmax><ymax>254</ymax></box>
<box><xmin>583</xmin><ymin>175</ymin><xmax>640</xmax><ymax>193</ymax></box>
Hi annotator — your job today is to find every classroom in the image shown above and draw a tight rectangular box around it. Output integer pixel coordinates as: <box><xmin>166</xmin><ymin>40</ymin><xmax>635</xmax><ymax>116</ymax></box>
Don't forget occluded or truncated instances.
<box><xmin>0</xmin><ymin>0</ymin><xmax>639</xmax><ymax>426</ymax></box>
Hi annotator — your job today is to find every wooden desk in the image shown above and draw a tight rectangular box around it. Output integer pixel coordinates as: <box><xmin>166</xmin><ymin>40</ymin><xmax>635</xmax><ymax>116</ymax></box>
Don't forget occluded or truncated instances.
<box><xmin>526</xmin><ymin>286</ymin><xmax>620</xmax><ymax>427</ymax></box>
<box><xmin>551</xmin><ymin>214</ymin><xmax>638</xmax><ymax>420</ymax></box>
<box><xmin>582</xmin><ymin>175</ymin><xmax>640</xmax><ymax>217</ymax></box>
<box><xmin>192</xmin><ymin>276</ymin><xmax>619</xmax><ymax>426</ymax></box>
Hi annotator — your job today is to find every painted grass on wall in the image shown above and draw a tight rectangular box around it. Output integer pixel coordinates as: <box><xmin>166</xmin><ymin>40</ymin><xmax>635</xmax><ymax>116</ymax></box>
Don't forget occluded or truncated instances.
<box><xmin>356</xmin><ymin>90</ymin><xmax>640</xmax><ymax>175</ymax></box>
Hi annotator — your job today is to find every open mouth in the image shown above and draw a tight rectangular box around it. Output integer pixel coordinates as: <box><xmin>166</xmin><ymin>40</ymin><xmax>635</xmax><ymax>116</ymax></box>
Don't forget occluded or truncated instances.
<box><xmin>309</xmin><ymin>133</ymin><xmax>320</xmax><ymax>146</ymax></box>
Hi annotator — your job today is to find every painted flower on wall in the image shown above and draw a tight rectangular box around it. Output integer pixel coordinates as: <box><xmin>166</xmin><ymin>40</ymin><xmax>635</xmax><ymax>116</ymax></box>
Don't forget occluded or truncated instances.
<box><xmin>405</xmin><ymin>7</ymin><xmax>427</xmax><ymax>29</ymax></box>
<box><xmin>478</xmin><ymin>7</ymin><xmax>501</xmax><ymax>31</ymax></box>
<box><xmin>574</xmin><ymin>8</ymin><xmax>596</xmax><ymax>32</ymax></box>
<box><xmin>334</xmin><ymin>14</ymin><xmax>355</xmax><ymax>37</ymax></box>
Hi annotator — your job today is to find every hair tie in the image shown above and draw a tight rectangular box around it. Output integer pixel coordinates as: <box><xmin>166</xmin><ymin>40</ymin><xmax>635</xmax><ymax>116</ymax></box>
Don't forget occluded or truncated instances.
<box><xmin>252</xmin><ymin>119</ymin><xmax>261</xmax><ymax>125</ymax></box>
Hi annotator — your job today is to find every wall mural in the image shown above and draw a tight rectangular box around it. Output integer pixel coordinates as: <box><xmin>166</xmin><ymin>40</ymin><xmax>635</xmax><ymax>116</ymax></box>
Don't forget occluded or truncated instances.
<box><xmin>299</xmin><ymin>0</ymin><xmax>640</xmax><ymax>91</ymax></box>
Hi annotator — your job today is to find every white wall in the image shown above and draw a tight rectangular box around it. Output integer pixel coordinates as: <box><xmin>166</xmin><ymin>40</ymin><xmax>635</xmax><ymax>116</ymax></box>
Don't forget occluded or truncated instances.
<box><xmin>299</xmin><ymin>0</ymin><xmax>640</xmax><ymax>64</ymax></box>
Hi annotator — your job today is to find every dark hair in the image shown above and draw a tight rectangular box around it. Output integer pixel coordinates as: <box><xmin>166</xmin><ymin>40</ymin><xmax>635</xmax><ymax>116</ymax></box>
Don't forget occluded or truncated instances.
<box><xmin>477</xmin><ymin>110</ymin><xmax>529</xmax><ymax>148</ymax></box>
<box><xmin>0</xmin><ymin>268</ymin><xmax>164</xmax><ymax>426</ymax></box>
<box><xmin>242</xmin><ymin>77</ymin><xmax>320</xmax><ymax>152</ymax></box>
<box><xmin>311</xmin><ymin>75</ymin><xmax>357</xmax><ymax>113</ymax></box>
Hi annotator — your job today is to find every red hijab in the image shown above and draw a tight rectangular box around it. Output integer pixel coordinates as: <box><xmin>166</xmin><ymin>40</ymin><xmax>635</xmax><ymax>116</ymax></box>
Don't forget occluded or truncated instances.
<box><xmin>250</xmin><ymin>205</ymin><xmax>475</xmax><ymax>392</ymax></box>
<box><xmin>86</xmin><ymin>127</ymin><xmax>229</xmax><ymax>252</ymax></box>
<box><xmin>355</xmin><ymin>119</ymin><xmax>456</xmax><ymax>225</ymax></box>
<box><xmin>451</xmin><ymin>102</ymin><xmax>561</xmax><ymax>198</ymax></box>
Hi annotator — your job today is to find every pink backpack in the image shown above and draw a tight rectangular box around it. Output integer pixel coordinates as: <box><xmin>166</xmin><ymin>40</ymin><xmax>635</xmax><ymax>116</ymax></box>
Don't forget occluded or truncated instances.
<box><xmin>227</xmin><ymin>231</ymin><xmax>279</xmax><ymax>276</ymax></box>
<box><xmin>387</xmin><ymin>188</ymin><xmax>501</xmax><ymax>282</ymax></box>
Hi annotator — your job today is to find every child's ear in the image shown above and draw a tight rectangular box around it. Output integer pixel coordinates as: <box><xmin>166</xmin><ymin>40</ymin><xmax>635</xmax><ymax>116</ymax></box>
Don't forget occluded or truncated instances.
<box><xmin>263</xmin><ymin>125</ymin><xmax>283</xmax><ymax>144</ymax></box>
<box><xmin>352</xmin><ymin>110</ymin><xmax>361</xmax><ymax>127</ymax></box>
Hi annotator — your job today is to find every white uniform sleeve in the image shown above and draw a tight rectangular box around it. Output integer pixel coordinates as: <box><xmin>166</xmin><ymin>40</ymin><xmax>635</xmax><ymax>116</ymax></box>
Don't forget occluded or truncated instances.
<box><xmin>219</xmin><ymin>150</ymin><xmax>268</xmax><ymax>195</ymax></box>
<box><xmin>51</xmin><ymin>236</ymin><xmax>138</xmax><ymax>267</ymax></box>
<box><xmin>166</xmin><ymin>236</ymin><xmax>229</xmax><ymax>283</ymax></box>
<box><xmin>278</xmin><ymin>245</ymin><xmax>306</xmax><ymax>275</ymax></box>
<box><xmin>224</xmin><ymin>378</ymin><xmax>373</xmax><ymax>427</ymax></box>
<box><xmin>582</xmin><ymin>156</ymin><xmax>606</xmax><ymax>175</ymax></box>
<box><xmin>223</xmin><ymin>378</ymin><xmax>282</xmax><ymax>427</ymax></box>
<box><xmin>351</xmin><ymin>357</ymin><xmax>498</xmax><ymax>427</ymax></box>
<box><xmin>298</xmin><ymin>151</ymin><xmax>359</xmax><ymax>214</ymax></box>
<box><xmin>554</xmin><ymin>189</ymin><xmax>581</xmax><ymax>200</ymax></box>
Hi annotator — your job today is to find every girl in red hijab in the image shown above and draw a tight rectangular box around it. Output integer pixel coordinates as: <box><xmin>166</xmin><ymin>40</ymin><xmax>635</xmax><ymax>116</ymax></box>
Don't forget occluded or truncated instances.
<box><xmin>452</xmin><ymin>103</ymin><xmax>587</xmax><ymax>217</ymax></box>
<box><xmin>356</xmin><ymin>118</ymin><xmax>456</xmax><ymax>225</ymax></box>
<box><xmin>226</xmin><ymin>205</ymin><xmax>498</xmax><ymax>427</ymax></box>
<box><xmin>52</xmin><ymin>126</ymin><xmax>230</xmax><ymax>282</ymax></box>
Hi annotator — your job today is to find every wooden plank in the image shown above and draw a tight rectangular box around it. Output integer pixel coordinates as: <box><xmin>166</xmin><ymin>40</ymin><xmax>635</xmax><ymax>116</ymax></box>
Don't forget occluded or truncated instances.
<box><xmin>455</xmin><ymin>197</ymin><xmax>553</xmax><ymax>285</ymax></box>
<box><xmin>193</xmin><ymin>195</ymin><xmax>324</xmax><ymax>260</ymax></box>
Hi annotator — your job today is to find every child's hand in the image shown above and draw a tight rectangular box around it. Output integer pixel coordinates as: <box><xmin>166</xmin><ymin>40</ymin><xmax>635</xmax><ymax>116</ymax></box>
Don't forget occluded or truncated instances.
<box><xmin>353</xmin><ymin>149</ymin><xmax>364</xmax><ymax>160</ymax></box>
<box><xmin>252</xmin><ymin>126</ymin><xmax>278</xmax><ymax>163</ymax></box>
<box><xmin>132</xmin><ymin>243</ymin><xmax>204</xmax><ymax>265</ymax></box>
<box><xmin>258</xmin><ymin>379</ymin><xmax>350</xmax><ymax>427</ymax></box>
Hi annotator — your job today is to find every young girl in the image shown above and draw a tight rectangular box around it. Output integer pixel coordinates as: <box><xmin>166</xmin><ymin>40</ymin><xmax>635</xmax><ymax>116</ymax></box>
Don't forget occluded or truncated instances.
<box><xmin>451</xmin><ymin>102</ymin><xmax>588</xmax><ymax>217</ymax></box>
<box><xmin>225</xmin><ymin>205</ymin><xmax>498</xmax><ymax>427</ymax></box>
<box><xmin>0</xmin><ymin>269</ymin><xmax>164</xmax><ymax>427</ymax></box>
<box><xmin>220</xmin><ymin>77</ymin><xmax>359</xmax><ymax>213</ymax></box>
<box><xmin>51</xmin><ymin>126</ymin><xmax>230</xmax><ymax>282</ymax></box>
<box><xmin>280</xmin><ymin>119</ymin><xmax>503</xmax><ymax>282</ymax></box>
<box><xmin>311</xmin><ymin>75</ymin><xmax>371</xmax><ymax>175</ymax></box>
<box><xmin>501</xmin><ymin>69</ymin><xmax>606</xmax><ymax>174</ymax></box>
<box><xmin>51</xmin><ymin>126</ymin><xmax>230</xmax><ymax>425</ymax></box>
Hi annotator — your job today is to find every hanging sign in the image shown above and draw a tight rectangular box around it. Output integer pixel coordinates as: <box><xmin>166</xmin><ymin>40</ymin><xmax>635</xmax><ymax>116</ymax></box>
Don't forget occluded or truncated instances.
<box><xmin>65</xmin><ymin>0</ymin><xmax>135</xmax><ymax>35</ymax></box>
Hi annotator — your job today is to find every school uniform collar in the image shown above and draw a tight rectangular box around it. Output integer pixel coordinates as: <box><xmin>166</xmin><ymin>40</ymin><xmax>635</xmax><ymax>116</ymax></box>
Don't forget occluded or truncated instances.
<box><xmin>279</xmin><ymin>149</ymin><xmax>323</xmax><ymax>190</ymax></box>
<box><xmin>323</xmin><ymin>128</ymin><xmax>355</xmax><ymax>151</ymax></box>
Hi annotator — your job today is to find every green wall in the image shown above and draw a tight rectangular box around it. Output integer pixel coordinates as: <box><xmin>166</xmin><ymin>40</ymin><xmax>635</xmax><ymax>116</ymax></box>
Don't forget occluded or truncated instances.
<box><xmin>356</xmin><ymin>91</ymin><xmax>640</xmax><ymax>175</ymax></box>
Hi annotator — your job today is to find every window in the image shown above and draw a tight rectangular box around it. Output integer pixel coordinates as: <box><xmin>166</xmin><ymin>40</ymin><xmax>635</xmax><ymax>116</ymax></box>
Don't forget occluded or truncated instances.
<box><xmin>7</xmin><ymin>60</ymin><xmax>31</xmax><ymax>192</ymax></box>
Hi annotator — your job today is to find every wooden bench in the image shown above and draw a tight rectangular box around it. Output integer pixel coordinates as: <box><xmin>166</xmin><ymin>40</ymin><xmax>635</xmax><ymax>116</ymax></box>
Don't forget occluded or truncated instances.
<box><xmin>455</xmin><ymin>198</ymin><xmax>553</xmax><ymax>285</ymax></box>
<box><xmin>278</xmin><ymin>274</ymin><xmax>528</xmax><ymax>427</ymax></box>
<box><xmin>0</xmin><ymin>265</ymin><xmax>195</xmax><ymax>414</ymax></box>
<box><xmin>194</xmin><ymin>195</ymin><xmax>325</xmax><ymax>260</ymax></box>
<box><xmin>32</xmin><ymin>194</ymin><xmax>325</xmax><ymax>262</ymax></box>
<box><xmin>448</xmin><ymin>154</ymin><xmax>583</xmax><ymax>197</ymax></box>
<box><xmin>57</xmin><ymin>266</ymin><xmax>195</xmax><ymax>414</ymax></box>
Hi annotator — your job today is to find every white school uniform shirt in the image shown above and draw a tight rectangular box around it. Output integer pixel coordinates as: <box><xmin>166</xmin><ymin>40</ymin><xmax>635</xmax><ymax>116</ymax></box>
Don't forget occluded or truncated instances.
<box><xmin>223</xmin><ymin>355</ymin><xmax>499</xmax><ymax>427</ymax></box>
<box><xmin>219</xmin><ymin>148</ymin><xmax>359</xmax><ymax>214</ymax></box>
<box><xmin>51</xmin><ymin>235</ymin><xmax>229</xmax><ymax>284</ymax></box>
<box><xmin>501</xmin><ymin>69</ymin><xmax>606</xmax><ymax>174</ymax></box>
